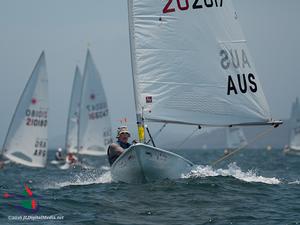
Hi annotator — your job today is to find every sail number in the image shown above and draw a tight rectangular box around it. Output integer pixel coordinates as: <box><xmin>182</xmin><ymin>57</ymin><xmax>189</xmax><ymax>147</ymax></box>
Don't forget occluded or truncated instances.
<box><xmin>220</xmin><ymin>48</ymin><xmax>258</xmax><ymax>96</ymax></box>
<box><xmin>26</xmin><ymin>118</ymin><xmax>47</xmax><ymax>127</ymax></box>
<box><xmin>163</xmin><ymin>0</ymin><xmax>223</xmax><ymax>13</ymax></box>
<box><xmin>89</xmin><ymin>109</ymin><xmax>109</xmax><ymax>120</ymax></box>
<box><xmin>33</xmin><ymin>149</ymin><xmax>46</xmax><ymax>157</ymax></box>
<box><xmin>25</xmin><ymin>109</ymin><xmax>48</xmax><ymax>127</ymax></box>
<box><xmin>86</xmin><ymin>103</ymin><xmax>109</xmax><ymax>120</ymax></box>
<box><xmin>86</xmin><ymin>103</ymin><xmax>107</xmax><ymax>112</ymax></box>
<box><xmin>34</xmin><ymin>140</ymin><xmax>47</xmax><ymax>157</ymax></box>
<box><xmin>26</xmin><ymin>109</ymin><xmax>47</xmax><ymax>118</ymax></box>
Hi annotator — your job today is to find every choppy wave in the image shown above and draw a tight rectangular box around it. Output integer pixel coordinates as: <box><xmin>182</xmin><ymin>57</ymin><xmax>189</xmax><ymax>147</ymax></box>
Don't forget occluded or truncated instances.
<box><xmin>43</xmin><ymin>170</ymin><xmax>112</xmax><ymax>189</ymax></box>
<box><xmin>182</xmin><ymin>162</ymin><xmax>281</xmax><ymax>185</ymax></box>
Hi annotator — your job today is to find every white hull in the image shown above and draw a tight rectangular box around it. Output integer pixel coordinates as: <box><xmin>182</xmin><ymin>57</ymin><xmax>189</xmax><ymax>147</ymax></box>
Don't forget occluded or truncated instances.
<box><xmin>50</xmin><ymin>160</ymin><xmax>64</xmax><ymax>165</ymax></box>
<box><xmin>111</xmin><ymin>144</ymin><xmax>194</xmax><ymax>184</ymax></box>
<box><xmin>59</xmin><ymin>163</ymin><xmax>71</xmax><ymax>170</ymax></box>
<box><xmin>284</xmin><ymin>147</ymin><xmax>300</xmax><ymax>156</ymax></box>
<box><xmin>5</xmin><ymin>154</ymin><xmax>45</xmax><ymax>168</ymax></box>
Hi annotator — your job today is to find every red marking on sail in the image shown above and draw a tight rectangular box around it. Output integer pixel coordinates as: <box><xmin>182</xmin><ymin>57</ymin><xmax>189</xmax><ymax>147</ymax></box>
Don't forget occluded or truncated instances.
<box><xmin>31</xmin><ymin>98</ymin><xmax>37</xmax><ymax>105</ymax></box>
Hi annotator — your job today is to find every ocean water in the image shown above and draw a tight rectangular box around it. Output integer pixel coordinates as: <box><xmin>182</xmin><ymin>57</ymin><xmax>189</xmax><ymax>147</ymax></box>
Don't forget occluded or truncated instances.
<box><xmin>0</xmin><ymin>148</ymin><xmax>299</xmax><ymax>225</ymax></box>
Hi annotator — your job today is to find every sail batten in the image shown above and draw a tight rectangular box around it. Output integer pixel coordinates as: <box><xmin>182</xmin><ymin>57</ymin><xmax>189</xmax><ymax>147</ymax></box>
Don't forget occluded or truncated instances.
<box><xmin>128</xmin><ymin>0</ymin><xmax>273</xmax><ymax>127</ymax></box>
<box><xmin>2</xmin><ymin>52</ymin><xmax>48</xmax><ymax>168</ymax></box>
<box><xmin>78</xmin><ymin>50</ymin><xmax>112</xmax><ymax>156</ymax></box>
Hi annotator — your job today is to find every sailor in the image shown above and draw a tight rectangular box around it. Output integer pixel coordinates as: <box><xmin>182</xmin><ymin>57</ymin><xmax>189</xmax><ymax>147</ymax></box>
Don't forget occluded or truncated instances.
<box><xmin>55</xmin><ymin>147</ymin><xmax>64</xmax><ymax>161</ymax></box>
<box><xmin>107</xmin><ymin>126</ymin><xmax>132</xmax><ymax>166</ymax></box>
<box><xmin>283</xmin><ymin>145</ymin><xmax>290</xmax><ymax>154</ymax></box>
<box><xmin>66</xmin><ymin>153</ymin><xmax>78</xmax><ymax>165</ymax></box>
<box><xmin>224</xmin><ymin>149</ymin><xmax>230</xmax><ymax>155</ymax></box>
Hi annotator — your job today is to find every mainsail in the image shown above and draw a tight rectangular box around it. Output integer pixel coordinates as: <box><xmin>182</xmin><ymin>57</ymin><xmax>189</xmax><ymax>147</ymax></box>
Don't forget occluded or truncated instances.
<box><xmin>65</xmin><ymin>66</ymin><xmax>82</xmax><ymax>154</ymax></box>
<box><xmin>78</xmin><ymin>50</ymin><xmax>112</xmax><ymax>156</ymax></box>
<box><xmin>289</xmin><ymin>98</ymin><xmax>300</xmax><ymax>151</ymax></box>
<box><xmin>128</xmin><ymin>0</ymin><xmax>274</xmax><ymax>128</ymax></box>
<box><xmin>2</xmin><ymin>52</ymin><xmax>48</xmax><ymax>168</ymax></box>
<box><xmin>226</xmin><ymin>127</ymin><xmax>247</xmax><ymax>150</ymax></box>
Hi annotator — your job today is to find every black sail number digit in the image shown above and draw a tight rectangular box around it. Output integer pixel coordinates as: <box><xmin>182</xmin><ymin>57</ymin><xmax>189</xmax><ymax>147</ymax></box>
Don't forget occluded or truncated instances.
<box><xmin>192</xmin><ymin>0</ymin><xmax>203</xmax><ymax>9</ymax></box>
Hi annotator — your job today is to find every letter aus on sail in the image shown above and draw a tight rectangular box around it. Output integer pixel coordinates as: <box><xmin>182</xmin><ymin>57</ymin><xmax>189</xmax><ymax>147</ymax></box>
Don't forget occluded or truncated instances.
<box><xmin>220</xmin><ymin>48</ymin><xmax>258</xmax><ymax>95</ymax></box>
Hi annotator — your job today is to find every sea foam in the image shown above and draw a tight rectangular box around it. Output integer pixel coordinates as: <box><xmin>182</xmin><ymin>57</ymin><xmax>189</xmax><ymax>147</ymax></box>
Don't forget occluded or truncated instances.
<box><xmin>43</xmin><ymin>168</ymin><xmax>112</xmax><ymax>190</ymax></box>
<box><xmin>182</xmin><ymin>162</ymin><xmax>281</xmax><ymax>185</ymax></box>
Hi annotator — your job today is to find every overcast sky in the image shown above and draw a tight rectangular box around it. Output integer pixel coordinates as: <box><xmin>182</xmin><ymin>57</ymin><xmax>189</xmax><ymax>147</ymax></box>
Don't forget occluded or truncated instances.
<box><xmin>0</xmin><ymin>0</ymin><xmax>299</xmax><ymax>147</ymax></box>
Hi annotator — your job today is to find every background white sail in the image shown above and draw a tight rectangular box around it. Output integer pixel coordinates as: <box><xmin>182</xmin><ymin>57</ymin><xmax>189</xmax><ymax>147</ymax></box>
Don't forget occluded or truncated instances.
<box><xmin>2</xmin><ymin>52</ymin><xmax>48</xmax><ymax>167</ymax></box>
<box><xmin>289</xmin><ymin>97</ymin><xmax>300</xmax><ymax>150</ymax></box>
<box><xmin>128</xmin><ymin>0</ymin><xmax>272</xmax><ymax>126</ymax></box>
<box><xmin>78</xmin><ymin>50</ymin><xmax>112</xmax><ymax>156</ymax></box>
<box><xmin>65</xmin><ymin>66</ymin><xmax>82</xmax><ymax>154</ymax></box>
<box><xmin>226</xmin><ymin>127</ymin><xmax>247</xmax><ymax>150</ymax></box>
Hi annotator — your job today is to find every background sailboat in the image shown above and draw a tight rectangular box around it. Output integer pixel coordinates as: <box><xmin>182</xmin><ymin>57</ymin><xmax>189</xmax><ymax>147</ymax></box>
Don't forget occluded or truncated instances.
<box><xmin>285</xmin><ymin>97</ymin><xmax>300</xmax><ymax>155</ymax></box>
<box><xmin>2</xmin><ymin>52</ymin><xmax>48</xmax><ymax>168</ymax></box>
<box><xmin>111</xmin><ymin>0</ymin><xmax>281</xmax><ymax>183</ymax></box>
<box><xmin>226</xmin><ymin>127</ymin><xmax>248</xmax><ymax>151</ymax></box>
<box><xmin>51</xmin><ymin>66</ymin><xmax>82</xmax><ymax>167</ymax></box>
<box><xmin>78</xmin><ymin>50</ymin><xmax>113</xmax><ymax>156</ymax></box>
<box><xmin>65</xmin><ymin>66</ymin><xmax>82</xmax><ymax>154</ymax></box>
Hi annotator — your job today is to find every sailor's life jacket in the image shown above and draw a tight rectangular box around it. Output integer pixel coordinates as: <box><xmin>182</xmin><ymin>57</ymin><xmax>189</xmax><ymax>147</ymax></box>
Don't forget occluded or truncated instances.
<box><xmin>107</xmin><ymin>141</ymin><xmax>131</xmax><ymax>166</ymax></box>
<box><xmin>55</xmin><ymin>152</ymin><xmax>63</xmax><ymax>161</ymax></box>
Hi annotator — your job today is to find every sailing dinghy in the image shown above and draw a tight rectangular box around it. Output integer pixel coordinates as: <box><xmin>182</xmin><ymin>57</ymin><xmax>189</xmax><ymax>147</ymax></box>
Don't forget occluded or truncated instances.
<box><xmin>2</xmin><ymin>52</ymin><xmax>48</xmax><ymax>168</ymax></box>
<box><xmin>77</xmin><ymin>50</ymin><xmax>113</xmax><ymax>156</ymax></box>
<box><xmin>225</xmin><ymin>127</ymin><xmax>247</xmax><ymax>152</ymax></box>
<box><xmin>60</xmin><ymin>50</ymin><xmax>112</xmax><ymax>169</ymax></box>
<box><xmin>65</xmin><ymin>66</ymin><xmax>83</xmax><ymax>155</ymax></box>
<box><xmin>110</xmin><ymin>0</ymin><xmax>281</xmax><ymax>183</ymax></box>
<box><xmin>51</xmin><ymin>66</ymin><xmax>82</xmax><ymax>166</ymax></box>
<box><xmin>285</xmin><ymin>98</ymin><xmax>300</xmax><ymax>155</ymax></box>
<box><xmin>58</xmin><ymin>66</ymin><xmax>83</xmax><ymax>169</ymax></box>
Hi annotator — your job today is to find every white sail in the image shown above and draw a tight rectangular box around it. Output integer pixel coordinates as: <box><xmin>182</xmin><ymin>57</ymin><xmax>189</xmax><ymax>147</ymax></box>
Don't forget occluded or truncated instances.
<box><xmin>78</xmin><ymin>50</ymin><xmax>112</xmax><ymax>156</ymax></box>
<box><xmin>2</xmin><ymin>52</ymin><xmax>48</xmax><ymax>168</ymax></box>
<box><xmin>65</xmin><ymin>66</ymin><xmax>82</xmax><ymax>154</ymax></box>
<box><xmin>128</xmin><ymin>0</ymin><xmax>272</xmax><ymax>126</ymax></box>
<box><xmin>226</xmin><ymin>127</ymin><xmax>247</xmax><ymax>150</ymax></box>
<box><xmin>289</xmin><ymin>98</ymin><xmax>300</xmax><ymax>151</ymax></box>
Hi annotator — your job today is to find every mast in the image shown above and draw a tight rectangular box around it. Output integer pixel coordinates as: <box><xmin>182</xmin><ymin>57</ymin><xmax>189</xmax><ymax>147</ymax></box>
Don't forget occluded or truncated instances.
<box><xmin>127</xmin><ymin>0</ymin><xmax>145</xmax><ymax>143</ymax></box>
